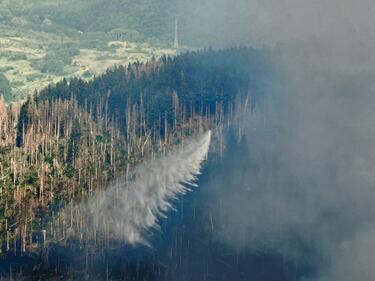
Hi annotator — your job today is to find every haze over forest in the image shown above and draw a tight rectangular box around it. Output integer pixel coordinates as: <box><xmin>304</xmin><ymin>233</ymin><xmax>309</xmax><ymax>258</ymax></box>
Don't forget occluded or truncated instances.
<box><xmin>0</xmin><ymin>1</ymin><xmax>374</xmax><ymax>281</ymax></box>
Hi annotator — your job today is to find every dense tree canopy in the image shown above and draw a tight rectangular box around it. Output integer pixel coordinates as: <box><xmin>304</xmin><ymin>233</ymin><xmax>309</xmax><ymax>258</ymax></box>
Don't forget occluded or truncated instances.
<box><xmin>36</xmin><ymin>48</ymin><xmax>270</xmax><ymax>134</ymax></box>
<box><xmin>1</xmin><ymin>0</ymin><xmax>174</xmax><ymax>41</ymax></box>
<box><xmin>1</xmin><ymin>48</ymin><xmax>270</xmax><ymax>257</ymax></box>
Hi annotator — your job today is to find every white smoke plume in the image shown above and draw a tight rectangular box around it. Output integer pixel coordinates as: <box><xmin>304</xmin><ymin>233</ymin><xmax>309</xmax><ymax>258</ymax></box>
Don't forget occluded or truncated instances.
<box><xmin>182</xmin><ymin>1</ymin><xmax>375</xmax><ymax>280</ymax></box>
<box><xmin>202</xmin><ymin>42</ymin><xmax>375</xmax><ymax>281</ymax></box>
<box><xmin>64</xmin><ymin>131</ymin><xmax>211</xmax><ymax>246</ymax></box>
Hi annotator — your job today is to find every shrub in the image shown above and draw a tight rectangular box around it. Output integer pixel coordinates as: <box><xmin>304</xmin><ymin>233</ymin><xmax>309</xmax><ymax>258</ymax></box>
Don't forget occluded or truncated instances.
<box><xmin>7</xmin><ymin>52</ymin><xmax>27</xmax><ymax>61</ymax></box>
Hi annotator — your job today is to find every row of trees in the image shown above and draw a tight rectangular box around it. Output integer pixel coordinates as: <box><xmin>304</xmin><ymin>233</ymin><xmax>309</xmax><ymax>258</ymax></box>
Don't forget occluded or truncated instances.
<box><xmin>37</xmin><ymin>48</ymin><xmax>263</xmax><ymax>134</ymax></box>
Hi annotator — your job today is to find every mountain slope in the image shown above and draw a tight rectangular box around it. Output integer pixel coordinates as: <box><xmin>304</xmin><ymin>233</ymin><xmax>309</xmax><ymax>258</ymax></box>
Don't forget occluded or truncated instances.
<box><xmin>1</xmin><ymin>0</ymin><xmax>173</xmax><ymax>40</ymax></box>
<box><xmin>0</xmin><ymin>48</ymin><xmax>260</xmax><ymax>254</ymax></box>
<box><xmin>0</xmin><ymin>0</ymin><xmax>177</xmax><ymax>101</ymax></box>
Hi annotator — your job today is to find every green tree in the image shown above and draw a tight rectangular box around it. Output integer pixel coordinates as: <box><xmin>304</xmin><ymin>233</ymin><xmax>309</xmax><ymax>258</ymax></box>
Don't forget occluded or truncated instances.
<box><xmin>0</xmin><ymin>73</ymin><xmax>12</xmax><ymax>102</ymax></box>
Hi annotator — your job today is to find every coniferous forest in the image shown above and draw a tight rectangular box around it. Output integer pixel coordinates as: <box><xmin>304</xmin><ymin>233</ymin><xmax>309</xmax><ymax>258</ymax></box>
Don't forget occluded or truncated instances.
<box><xmin>2</xmin><ymin>0</ymin><xmax>372</xmax><ymax>280</ymax></box>
<box><xmin>0</xmin><ymin>48</ymin><xmax>267</xmax><ymax>269</ymax></box>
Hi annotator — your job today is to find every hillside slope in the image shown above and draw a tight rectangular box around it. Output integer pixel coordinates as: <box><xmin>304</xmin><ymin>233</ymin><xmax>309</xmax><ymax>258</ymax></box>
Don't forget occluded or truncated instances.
<box><xmin>0</xmin><ymin>0</ymin><xmax>177</xmax><ymax>101</ymax></box>
<box><xmin>0</xmin><ymin>48</ymin><xmax>264</xmax><ymax>254</ymax></box>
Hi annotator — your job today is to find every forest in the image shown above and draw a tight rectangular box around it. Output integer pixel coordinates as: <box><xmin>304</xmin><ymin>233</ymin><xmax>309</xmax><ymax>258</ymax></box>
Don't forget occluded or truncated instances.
<box><xmin>0</xmin><ymin>0</ymin><xmax>174</xmax><ymax>42</ymax></box>
<box><xmin>0</xmin><ymin>48</ymin><xmax>266</xmax><ymax>257</ymax></box>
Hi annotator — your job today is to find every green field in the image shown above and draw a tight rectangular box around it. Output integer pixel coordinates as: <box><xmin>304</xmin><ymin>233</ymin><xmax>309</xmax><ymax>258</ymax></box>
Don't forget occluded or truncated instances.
<box><xmin>0</xmin><ymin>0</ymin><xmax>179</xmax><ymax>101</ymax></box>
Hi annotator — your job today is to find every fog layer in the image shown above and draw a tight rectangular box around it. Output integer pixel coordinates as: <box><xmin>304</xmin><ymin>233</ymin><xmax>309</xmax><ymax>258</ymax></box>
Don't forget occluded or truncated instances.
<box><xmin>180</xmin><ymin>1</ymin><xmax>375</xmax><ymax>280</ymax></box>
<box><xmin>178</xmin><ymin>0</ymin><xmax>375</xmax><ymax>48</ymax></box>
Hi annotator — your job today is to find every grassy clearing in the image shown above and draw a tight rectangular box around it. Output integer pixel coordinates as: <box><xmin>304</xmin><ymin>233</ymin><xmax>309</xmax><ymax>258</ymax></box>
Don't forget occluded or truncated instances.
<box><xmin>0</xmin><ymin>29</ymin><xmax>177</xmax><ymax>101</ymax></box>
<box><xmin>0</xmin><ymin>0</ymin><xmax>182</xmax><ymax>102</ymax></box>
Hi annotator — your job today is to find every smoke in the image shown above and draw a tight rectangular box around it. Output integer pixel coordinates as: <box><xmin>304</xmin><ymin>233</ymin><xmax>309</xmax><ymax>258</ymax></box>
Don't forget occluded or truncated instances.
<box><xmin>204</xmin><ymin>47</ymin><xmax>375</xmax><ymax>279</ymax></box>
<box><xmin>62</xmin><ymin>131</ymin><xmax>211</xmax><ymax>246</ymax></box>
<box><xmin>181</xmin><ymin>1</ymin><xmax>375</xmax><ymax>280</ymax></box>
<box><xmin>178</xmin><ymin>0</ymin><xmax>375</xmax><ymax>48</ymax></box>
<box><xmin>317</xmin><ymin>227</ymin><xmax>375</xmax><ymax>281</ymax></box>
